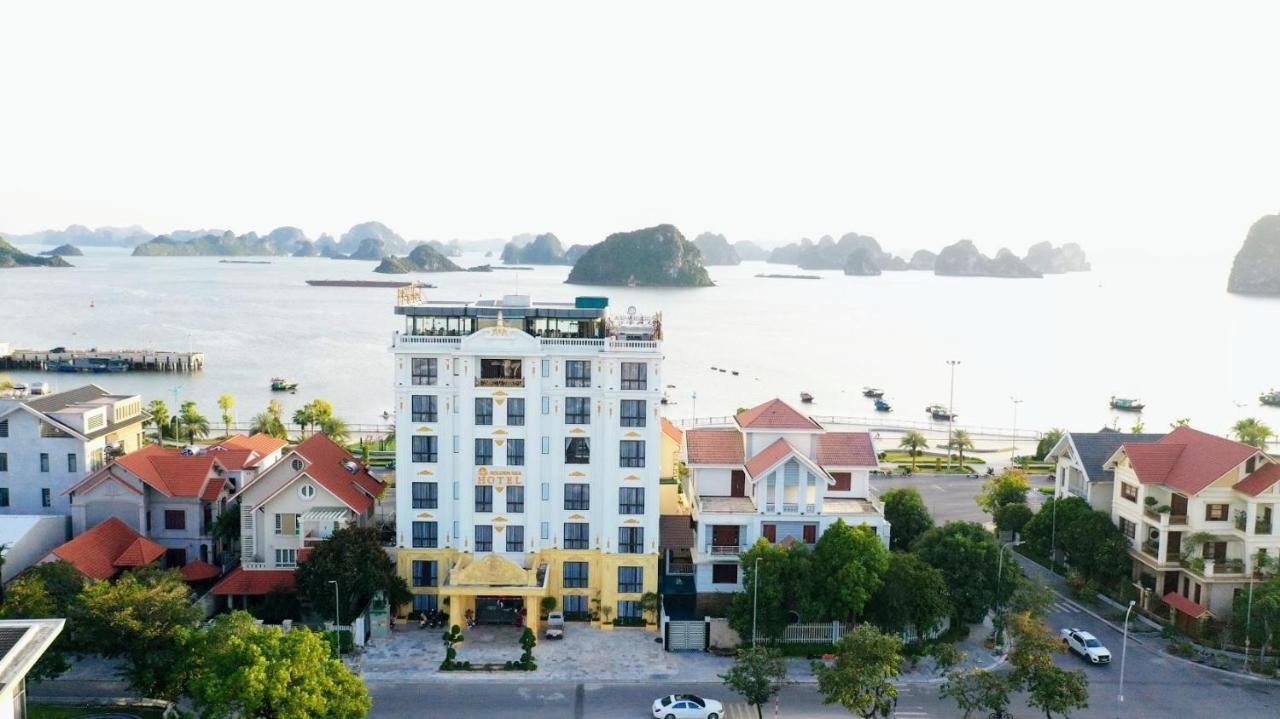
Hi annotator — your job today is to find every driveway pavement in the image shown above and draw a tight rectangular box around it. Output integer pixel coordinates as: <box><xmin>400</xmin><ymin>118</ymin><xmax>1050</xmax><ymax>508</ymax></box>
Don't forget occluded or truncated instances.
<box><xmin>870</xmin><ymin>472</ymin><xmax>1049</xmax><ymax>525</ymax></box>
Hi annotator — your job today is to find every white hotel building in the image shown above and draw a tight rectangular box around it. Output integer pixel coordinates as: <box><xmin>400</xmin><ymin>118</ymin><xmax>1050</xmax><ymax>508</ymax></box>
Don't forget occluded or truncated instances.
<box><xmin>391</xmin><ymin>293</ymin><xmax>662</xmax><ymax>633</ymax></box>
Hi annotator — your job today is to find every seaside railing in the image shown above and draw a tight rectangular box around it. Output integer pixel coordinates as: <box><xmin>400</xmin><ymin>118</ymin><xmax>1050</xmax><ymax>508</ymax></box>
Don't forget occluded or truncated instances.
<box><xmin>392</xmin><ymin>332</ymin><xmax>659</xmax><ymax>352</ymax></box>
<box><xmin>675</xmin><ymin>414</ymin><xmax>1041</xmax><ymax>440</ymax></box>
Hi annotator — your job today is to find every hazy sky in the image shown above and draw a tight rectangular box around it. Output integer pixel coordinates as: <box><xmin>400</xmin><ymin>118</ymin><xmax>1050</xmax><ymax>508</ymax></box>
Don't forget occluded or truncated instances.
<box><xmin>2</xmin><ymin>1</ymin><xmax>1278</xmax><ymax>260</ymax></box>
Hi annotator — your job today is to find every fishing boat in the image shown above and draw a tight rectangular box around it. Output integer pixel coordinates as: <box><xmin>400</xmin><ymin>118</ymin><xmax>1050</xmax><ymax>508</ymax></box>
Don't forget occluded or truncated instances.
<box><xmin>270</xmin><ymin>377</ymin><xmax>298</xmax><ymax>392</ymax></box>
<box><xmin>1261</xmin><ymin>389</ymin><xmax>1280</xmax><ymax>407</ymax></box>
<box><xmin>926</xmin><ymin>404</ymin><xmax>956</xmax><ymax>421</ymax></box>
<box><xmin>731</xmin><ymin>370</ymin><xmax>739</xmax><ymax>376</ymax></box>
<box><xmin>862</xmin><ymin>387</ymin><xmax>884</xmax><ymax>398</ymax></box>
<box><xmin>874</xmin><ymin>398</ymin><xmax>892</xmax><ymax>412</ymax></box>
<box><xmin>1109</xmin><ymin>396</ymin><xmax>1145</xmax><ymax>412</ymax></box>
<box><xmin>800</xmin><ymin>392</ymin><xmax>814</xmax><ymax>403</ymax></box>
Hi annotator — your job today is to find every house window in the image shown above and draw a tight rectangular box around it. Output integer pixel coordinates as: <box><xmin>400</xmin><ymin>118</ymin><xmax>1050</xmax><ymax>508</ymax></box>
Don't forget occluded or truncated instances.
<box><xmin>1206</xmin><ymin>504</ymin><xmax>1229</xmax><ymax>521</ymax></box>
<box><xmin>67</xmin><ymin>454</ymin><xmax>77</xmax><ymax>473</ymax></box>
<box><xmin>412</xmin><ymin>436</ymin><xmax>438</xmax><ymax>463</ymax></box>
<box><xmin>507</xmin><ymin>439</ymin><xmax>525</xmax><ymax>467</ymax></box>
<box><xmin>618</xmin><ymin>527</ymin><xmax>643</xmax><ymax>554</ymax></box>
<box><xmin>0</xmin><ymin>453</ymin><xmax>7</xmax><ymax>472</ymax></box>
<box><xmin>412</xmin><ymin>521</ymin><xmax>438</xmax><ymax>548</ymax></box>
<box><xmin>412</xmin><ymin>594</ymin><xmax>439</xmax><ymax>613</ymax></box>
<box><xmin>39</xmin><ymin>453</ymin><xmax>49</xmax><ymax>473</ymax></box>
<box><xmin>291</xmin><ymin>458</ymin><xmax>304</xmax><ymax>472</ymax></box>
<box><xmin>506</xmin><ymin>525</ymin><xmax>525</xmax><ymax>552</ymax></box>
<box><xmin>563</xmin><ymin>594</ymin><xmax>588</xmax><ymax>620</ymax></box>
<box><xmin>620</xmin><ymin>362</ymin><xmax>647</xmax><ymax>390</ymax></box>
<box><xmin>412</xmin><ymin>560</ymin><xmax>438</xmax><ymax>587</ymax></box>
<box><xmin>165</xmin><ymin>548</ymin><xmax>187</xmax><ymax>568</ymax></box>
<box><xmin>565</xmin><ymin>437</ymin><xmax>590</xmax><ymax>464</ymax></box>
<box><xmin>564</xmin><ymin>483</ymin><xmax>590</xmax><ymax>510</ymax></box>
<box><xmin>712</xmin><ymin>563</ymin><xmax>739</xmax><ymax>584</ymax></box>
<box><xmin>564</xmin><ymin>522</ymin><xmax>589</xmax><ymax>549</ymax></box>
<box><xmin>619</xmin><ymin>440</ymin><xmax>645</xmax><ymax>468</ymax></box>
<box><xmin>412</xmin><ymin>395</ymin><xmax>438</xmax><ymax>422</ymax></box>
<box><xmin>541</xmin><ymin>436</ymin><xmax>550</xmax><ymax>455</ymax></box>
<box><xmin>1247</xmin><ymin>457</ymin><xmax>1257</xmax><ymax>474</ymax></box>
<box><xmin>41</xmin><ymin>488</ymin><xmax>51</xmax><ymax>508</ymax></box>
<box><xmin>475</xmin><ymin>398</ymin><xmax>493</xmax><ymax>426</ymax></box>
<box><xmin>506</xmin><ymin>398</ymin><xmax>525</xmax><ymax>426</ymax></box>
<box><xmin>475</xmin><ymin>439</ymin><xmax>493</xmax><ymax>466</ymax></box>
<box><xmin>0</xmin><ymin>488</ymin><xmax>8</xmax><ymax>507</ymax></box>
<box><xmin>618</xmin><ymin>566</ymin><xmax>643</xmax><ymax>593</ymax></box>
<box><xmin>619</xmin><ymin>487</ymin><xmax>644</xmax><ymax>514</ymax></box>
<box><xmin>501</xmin><ymin>485</ymin><xmax>524</xmax><ymax>513</ymax></box>
<box><xmin>617</xmin><ymin>600</ymin><xmax>642</xmax><ymax>621</ymax></box>
<box><xmin>565</xmin><ymin>397</ymin><xmax>591</xmax><ymax>425</ymax></box>
<box><xmin>566</xmin><ymin>360</ymin><xmax>591</xmax><ymax>387</ymax></box>
<box><xmin>829</xmin><ymin>472</ymin><xmax>851</xmax><ymax>492</ymax></box>
<box><xmin>620</xmin><ymin>400</ymin><xmax>646</xmax><ymax>427</ymax></box>
<box><xmin>165</xmin><ymin>510</ymin><xmax>187</xmax><ymax>531</ymax></box>
<box><xmin>411</xmin><ymin>358</ymin><xmax>438</xmax><ymax>385</ymax></box>
<box><xmin>1120</xmin><ymin>483</ymin><xmax>1138</xmax><ymax>503</ymax></box>
<box><xmin>475</xmin><ymin>525</ymin><xmax>493</xmax><ymax>552</ymax></box>
<box><xmin>475</xmin><ymin>486</ymin><xmax>493</xmax><ymax>513</ymax></box>
<box><xmin>273</xmin><ymin>513</ymin><xmax>299</xmax><ymax>535</ymax></box>
<box><xmin>763</xmin><ymin>524</ymin><xmax>777</xmax><ymax>543</ymax></box>
<box><xmin>803</xmin><ymin>524</ymin><xmax>817</xmax><ymax>544</ymax></box>
<box><xmin>412</xmin><ymin>482</ymin><xmax>438</xmax><ymax>509</ymax></box>
<box><xmin>563</xmin><ymin>561</ymin><xmax>589</xmax><ymax>588</ymax></box>
<box><xmin>0</xmin><ymin>420</ymin><xmax>6</xmax><ymax>437</ymax></box>
<box><xmin>1118</xmin><ymin>517</ymin><xmax>1136</xmax><ymax>539</ymax></box>
<box><xmin>274</xmin><ymin>549</ymin><xmax>297</xmax><ymax>568</ymax></box>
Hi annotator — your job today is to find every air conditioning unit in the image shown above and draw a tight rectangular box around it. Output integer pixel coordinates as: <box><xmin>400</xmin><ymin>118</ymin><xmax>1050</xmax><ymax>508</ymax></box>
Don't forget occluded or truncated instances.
<box><xmin>1148</xmin><ymin>528</ymin><xmax>1160</xmax><ymax>541</ymax></box>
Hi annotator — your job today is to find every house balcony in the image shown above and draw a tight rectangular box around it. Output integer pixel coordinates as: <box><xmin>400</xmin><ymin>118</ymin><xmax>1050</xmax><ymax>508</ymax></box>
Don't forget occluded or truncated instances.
<box><xmin>705</xmin><ymin>544</ymin><xmax>748</xmax><ymax>556</ymax></box>
<box><xmin>1185</xmin><ymin>557</ymin><xmax>1246</xmax><ymax>579</ymax></box>
<box><xmin>697</xmin><ymin>496</ymin><xmax>757</xmax><ymax>514</ymax></box>
<box><xmin>1257</xmin><ymin>520</ymin><xmax>1273</xmax><ymax>535</ymax></box>
<box><xmin>1143</xmin><ymin>508</ymin><xmax>1187</xmax><ymax>527</ymax></box>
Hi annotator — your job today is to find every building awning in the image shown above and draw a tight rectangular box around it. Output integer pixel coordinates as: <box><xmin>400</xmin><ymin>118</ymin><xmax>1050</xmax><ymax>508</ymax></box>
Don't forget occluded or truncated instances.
<box><xmin>301</xmin><ymin>507</ymin><xmax>349</xmax><ymax>523</ymax></box>
<box><xmin>1163</xmin><ymin>592</ymin><xmax>1212</xmax><ymax>619</ymax></box>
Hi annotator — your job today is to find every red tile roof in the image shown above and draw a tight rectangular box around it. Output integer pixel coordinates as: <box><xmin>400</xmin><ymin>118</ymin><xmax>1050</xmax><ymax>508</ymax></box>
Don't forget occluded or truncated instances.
<box><xmin>1163</xmin><ymin>592</ymin><xmax>1212</xmax><ymax>619</ymax></box>
<box><xmin>659</xmin><ymin>515</ymin><xmax>696</xmax><ymax>549</ymax></box>
<box><xmin>815</xmin><ymin>432</ymin><xmax>878</xmax><ymax>467</ymax></box>
<box><xmin>50</xmin><ymin>518</ymin><xmax>166</xmax><ymax>580</ymax></box>
<box><xmin>685</xmin><ymin>428</ymin><xmax>745</xmax><ymax>465</ymax></box>
<box><xmin>221</xmin><ymin>433</ymin><xmax>288</xmax><ymax>460</ymax></box>
<box><xmin>112</xmin><ymin>445</ymin><xmax>229</xmax><ymax>499</ymax></box>
<box><xmin>210</xmin><ymin>567</ymin><xmax>296</xmax><ymax>596</ymax></box>
<box><xmin>660</xmin><ymin>417</ymin><xmax>683</xmax><ymax>443</ymax></box>
<box><xmin>745</xmin><ymin>438</ymin><xmax>801</xmax><ymax>477</ymax></box>
<box><xmin>735</xmin><ymin>399</ymin><xmax>820</xmax><ymax>430</ymax></box>
<box><xmin>179</xmin><ymin>559</ymin><xmax>221</xmax><ymax>582</ymax></box>
<box><xmin>1236</xmin><ymin>462</ymin><xmax>1280</xmax><ymax>497</ymax></box>
<box><xmin>293</xmin><ymin>434</ymin><xmax>384</xmax><ymax>514</ymax></box>
<box><xmin>1123</xmin><ymin>426</ymin><xmax>1258</xmax><ymax>495</ymax></box>
<box><xmin>204</xmin><ymin>447</ymin><xmax>254</xmax><ymax>471</ymax></box>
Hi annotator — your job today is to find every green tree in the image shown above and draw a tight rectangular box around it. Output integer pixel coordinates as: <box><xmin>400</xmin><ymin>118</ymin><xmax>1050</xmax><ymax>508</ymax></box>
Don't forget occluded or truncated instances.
<box><xmin>813</xmin><ymin>520</ymin><xmax>890</xmax><ymax>622</ymax></box>
<box><xmin>914</xmin><ymin>522</ymin><xmax>1017</xmax><ymax>623</ymax></box>
<box><xmin>976</xmin><ymin>469</ymin><xmax>1030</xmax><ymax>513</ymax></box>
<box><xmin>517</xmin><ymin>627</ymin><xmax>537</xmax><ymax>670</ymax></box>
<box><xmin>1035</xmin><ymin>428</ymin><xmax>1064</xmax><ymax>461</ymax></box>
<box><xmin>949</xmin><ymin>429</ymin><xmax>975</xmax><ymax>467</ymax></box>
<box><xmin>319</xmin><ymin>414</ymin><xmax>350</xmax><ymax>445</ymax></box>
<box><xmin>1022</xmin><ymin>497</ymin><xmax>1128</xmax><ymax>585</ymax></box>
<box><xmin>146</xmin><ymin>399</ymin><xmax>170</xmax><ymax>444</ymax></box>
<box><xmin>187</xmin><ymin>611</ymin><xmax>370</xmax><ymax>719</ymax></box>
<box><xmin>864</xmin><ymin>553</ymin><xmax>950</xmax><ymax>635</ymax></box>
<box><xmin>994</xmin><ymin>502</ymin><xmax>1034</xmax><ymax>538</ymax></box>
<box><xmin>295</xmin><ymin>526</ymin><xmax>411</xmax><ymax>625</ymax></box>
<box><xmin>898</xmin><ymin>431</ymin><xmax>929</xmax><ymax>471</ymax></box>
<box><xmin>1026</xmin><ymin>665</ymin><xmax>1089</xmax><ymax>718</ymax></box>
<box><xmin>1232</xmin><ymin>576</ymin><xmax>1280</xmax><ymax>660</ymax></box>
<box><xmin>250</xmin><ymin>399</ymin><xmax>288</xmax><ymax>439</ymax></box>
<box><xmin>1233</xmin><ymin>417</ymin><xmax>1274</xmax><ymax>449</ymax></box>
<box><xmin>293</xmin><ymin>405</ymin><xmax>318</xmax><ymax>438</ymax></box>
<box><xmin>216</xmin><ymin>393</ymin><xmax>235</xmax><ymax>436</ymax></box>
<box><xmin>720</xmin><ymin>646</ymin><xmax>787</xmax><ymax>719</ymax></box>
<box><xmin>178</xmin><ymin>400</ymin><xmax>211</xmax><ymax>445</ymax></box>
<box><xmin>812</xmin><ymin>624</ymin><xmax>903</xmax><ymax>718</ymax></box>
<box><xmin>728</xmin><ymin>539</ymin><xmax>792</xmax><ymax>640</ymax></box>
<box><xmin>881</xmin><ymin>487</ymin><xmax>934</xmax><ymax>551</ymax></box>
<box><xmin>0</xmin><ymin>564</ymin><xmax>84</xmax><ymax>680</ymax></box>
<box><xmin>939</xmin><ymin>668</ymin><xmax>1012</xmax><ymax>719</ymax></box>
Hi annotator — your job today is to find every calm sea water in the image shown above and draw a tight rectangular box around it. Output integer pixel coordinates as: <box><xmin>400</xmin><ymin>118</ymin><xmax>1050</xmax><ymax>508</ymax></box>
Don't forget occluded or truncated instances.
<box><xmin>1</xmin><ymin>245</ymin><xmax>1277</xmax><ymax>442</ymax></box>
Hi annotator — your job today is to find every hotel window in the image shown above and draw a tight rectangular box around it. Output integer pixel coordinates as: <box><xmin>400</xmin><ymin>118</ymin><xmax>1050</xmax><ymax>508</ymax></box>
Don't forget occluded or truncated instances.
<box><xmin>566</xmin><ymin>360</ymin><xmax>591</xmax><ymax>387</ymax></box>
<box><xmin>564</xmin><ymin>522</ymin><xmax>589</xmax><ymax>549</ymax></box>
<box><xmin>480</xmin><ymin>358</ymin><xmax>522</xmax><ymax>385</ymax></box>
<box><xmin>412</xmin><ymin>521</ymin><xmax>438</xmax><ymax>548</ymax></box>
<box><xmin>475</xmin><ymin>398</ymin><xmax>493</xmax><ymax>426</ymax></box>
<box><xmin>39</xmin><ymin>453</ymin><xmax>49</xmax><ymax>473</ymax></box>
<box><xmin>563</xmin><ymin>594</ymin><xmax>588</xmax><ymax>620</ymax></box>
<box><xmin>475</xmin><ymin>439</ymin><xmax>493</xmax><ymax>466</ymax></box>
<box><xmin>275</xmin><ymin>549</ymin><xmax>297</xmax><ymax>568</ymax></box>
<box><xmin>541</xmin><ymin>359</ymin><xmax>550</xmax><ymax>377</ymax></box>
<box><xmin>506</xmin><ymin>525</ymin><xmax>525</xmax><ymax>552</ymax></box>
<box><xmin>618</xmin><ymin>527</ymin><xmax>644</xmax><ymax>554</ymax></box>
<box><xmin>0</xmin><ymin>488</ymin><xmax>8</xmax><ymax>507</ymax></box>
<box><xmin>564</xmin><ymin>483</ymin><xmax>590</xmax><ymax>510</ymax></box>
<box><xmin>617</xmin><ymin>566</ymin><xmax>643</xmax><ymax>593</ymax></box>
<box><xmin>411</xmin><ymin>358</ymin><xmax>438</xmax><ymax>385</ymax></box>
<box><xmin>541</xmin><ymin>436</ymin><xmax>550</xmax><ymax>455</ymax></box>
<box><xmin>712</xmin><ymin>563</ymin><xmax>739</xmax><ymax>584</ymax></box>
<box><xmin>412</xmin><ymin>436</ymin><xmax>438</xmax><ymax>463</ymax></box>
<box><xmin>412</xmin><ymin>560</ymin><xmax>438</xmax><ymax>587</ymax></box>
<box><xmin>412</xmin><ymin>482</ymin><xmax>438</xmax><ymax>509</ymax></box>
<box><xmin>506</xmin><ymin>486</ymin><xmax>525</xmax><ymax>513</ymax></box>
<box><xmin>542</xmin><ymin>396</ymin><xmax>551</xmax><ymax>415</ymax></box>
<box><xmin>67</xmin><ymin>453</ymin><xmax>77</xmax><ymax>473</ymax></box>
<box><xmin>0</xmin><ymin>453</ymin><xmax>7</xmax><ymax>472</ymax></box>
<box><xmin>565</xmin><ymin>397</ymin><xmax>590</xmax><ymax>425</ymax></box>
<box><xmin>475</xmin><ymin>525</ymin><xmax>493</xmax><ymax>552</ymax></box>
<box><xmin>165</xmin><ymin>510</ymin><xmax>187</xmax><ymax>531</ymax></box>
<box><xmin>619</xmin><ymin>440</ymin><xmax>646</xmax><ymax>468</ymax></box>
<box><xmin>507</xmin><ymin>439</ymin><xmax>525</xmax><ymax>467</ymax></box>
<box><xmin>453</xmin><ymin>435</ymin><xmax>460</xmax><ymax>453</ymax></box>
<box><xmin>412</xmin><ymin>395</ymin><xmax>438</xmax><ymax>422</ymax></box>
<box><xmin>413</xmin><ymin>595</ymin><xmax>439</xmax><ymax>613</ymax></box>
<box><xmin>541</xmin><ymin>483</ymin><xmax>550</xmax><ymax>501</ymax></box>
<box><xmin>617</xmin><ymin>600</ymin><xmax>642</xmax><ymax>621</ymax></box>
<box><xmin>565</xmin><ymin>437</ymin><xmax>590</xmax><ymax>464</ymax></box>
<box><xmin>1206</xmin><ymin>504</ymin><xmax>1229</xmax><ymax>521</ymax></box>
<box><xmin>541</xmin><ymin>521</ymin><xmax>550</xmax><ymax>539</ymax></box>
<box><xmin>506</xmin><ymin>398</ymin><xmax>525</xmax><ymax>426</ymax></box>
<box><xmin>41</xmin><ymin>488</ymin><xmax>51</xmax><ymax>508</ymax></box>
<box><xmin>273</xmin><ymin>513</ymin><xmax>299</xmax><ymax>535</ymax></box>
<box><xmin>1118</xmin><ymin>516</ymin><xmax>1136</xmax><ymax>539</ymax></box>
<box><xmin>619</xmin><ymin>487</ymin><xmax>644</xmax><ymax>514</ymax></box>
<box><xmin>475</xmin><ymin>485</ymin><xmax>493</xmax><ymax>513</ymax></box>
<box><xmin>563</xmin><ymin>561</ymin><xmax>589</xmax><ymax>587</ymax></box>
<box><xmin>620</xmin><ymin>400</ymin><xmax>646</xmax><ymax>427</ymax></box>
<box><xmin>1120</xmin><ymin>483</ymin><xmax>1138</xmax><ymax>503</ymax></box>
<box><xmin>620</xmin><ymin>362</ymin><xmax>647</xmax><ymax>390</ymax></box>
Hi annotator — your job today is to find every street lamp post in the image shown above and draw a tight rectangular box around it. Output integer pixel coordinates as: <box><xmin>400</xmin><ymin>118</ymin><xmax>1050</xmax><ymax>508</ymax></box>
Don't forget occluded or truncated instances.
<box><xmin>1119</xmin><ymin>599</ymin><xmax>1136</xmax><ymax>705</ymax></box>
<box><xmin>946</xmin><ymin>360</ymin><xmax>961</xmax><ymax>469</ymax></box>
<box><xmin>329</xmin><ymin>579</ymin><xmax>340</xmax><ymax>628</ymax></box>
<box><xmin>1049</xmin><ymin>493</ymin><xmax>1059</xmax><ymax>573</ymax></box>
<box><xmin>1010</xmin><ymin>397</ymin><xmax>1023</xmax><ymax>463</ymax></box>
<box><xmin>752</xmin><ymin>557</ymin><xmax>761</xmax><ymax>646</ymax></box>
<box><xmin>1244</xmin><ymin>577</ymin><xmax>1255</xmax><ymax>672</ymax></box>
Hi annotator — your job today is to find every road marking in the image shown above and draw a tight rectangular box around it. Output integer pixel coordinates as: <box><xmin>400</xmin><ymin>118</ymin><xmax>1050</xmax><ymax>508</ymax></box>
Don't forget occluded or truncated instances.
<box><xmin>932</xmin><ymin>484</ymin><xmax>945</xmax><ymax>492</ymax></box>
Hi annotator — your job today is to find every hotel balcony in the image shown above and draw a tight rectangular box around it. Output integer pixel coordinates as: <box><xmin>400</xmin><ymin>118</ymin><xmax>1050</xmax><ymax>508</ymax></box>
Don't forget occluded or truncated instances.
<box><xmin>475</xmin><ymin>376</ymin><xmax>524</xmax><ymax>388</ymax></box>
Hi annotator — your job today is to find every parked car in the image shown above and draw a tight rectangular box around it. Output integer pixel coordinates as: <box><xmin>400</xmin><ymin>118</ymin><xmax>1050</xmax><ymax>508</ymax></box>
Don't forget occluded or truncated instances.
<box><xmin>1060</xmin><ymin>627</ymin><xmax>1111</xmax><ymax>664</ymax></box>
<box><xmin>651</xmin><ymin>694</ymin><xmax>723</xmax><ymax>719</ymax></box>
<box><xmin>544</xmin><ymin>611</ymin><xmax>564</xmax><ymax>640</ymax></box>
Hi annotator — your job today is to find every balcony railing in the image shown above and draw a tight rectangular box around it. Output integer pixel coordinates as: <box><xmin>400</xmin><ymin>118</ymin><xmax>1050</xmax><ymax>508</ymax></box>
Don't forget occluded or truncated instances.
<box><xmin>476</xmin><ymin>377</ymin><xmax>524</xmax><ymax>388</ymax></box>
<box><xmin>782</xmin><ymin>503</ymin><xmax>798</xmax><ymax>513</ymax></box>
<box><xmin>1236</xmin><ymin>516</ymin><xmax>1247</xmax><ymax>531</ymax></box>
<box><xmin>706</xmin><ymin>544</ymin><xmax>746</xmax><ymax>556</ymax></box>
<box><xmin>765</xmin><ymin>503</ymin><xmax>776</xmax><ymax>512</ymax></box>
<box><xmin>1257</xmin><ymin>520</ymin><xmax>1273</xmax><ymax>535</ymax></box>
<box><xmin>805</xmin><ymin>503</ymin><xmax>816</xmax><ymax>513</ymax></box>
<box><xmin>1141</xmin><ymin>539</ymin><xmax>1159</xmax><ymax>557</ymax></box>
<box><xmin>667</xmin><ymin>562</ymin><xmax>695</xmax><ymax>575</ymax></box>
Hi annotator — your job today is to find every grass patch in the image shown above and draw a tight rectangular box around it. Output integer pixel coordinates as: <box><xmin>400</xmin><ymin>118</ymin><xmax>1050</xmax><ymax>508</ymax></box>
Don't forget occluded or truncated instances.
<box><xmin>30</xmin><ymin>706</ymin><xmax>167</xmax><ymax>719</ymax></box>
<box><xmin>881</xmin><ymin>451</ymin><xmax>984</xmax><ymax>465</ymax></box>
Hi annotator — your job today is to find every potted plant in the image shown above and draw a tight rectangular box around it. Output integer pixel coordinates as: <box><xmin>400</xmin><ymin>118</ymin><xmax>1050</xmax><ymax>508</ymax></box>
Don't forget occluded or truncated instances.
<box><xmin>539</xmin><ymin>596</ymin><xmax>557</xmax><ymax>620</ymax></box>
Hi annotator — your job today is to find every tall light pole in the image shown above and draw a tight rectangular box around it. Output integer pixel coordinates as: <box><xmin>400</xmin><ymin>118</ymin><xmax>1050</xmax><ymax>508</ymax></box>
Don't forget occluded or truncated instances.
<box><xmin>1244</xmin><ymin>576</ymin><xmax>1255</xmax><ymax>672</ymax></box>
<box><xmin>329</xmin><ymin>579</ymin><xmax>340</xmax><ymax>628</ymax></box>
<box><xmin>752</xmin><ymin>557</ymin><xmax>761</xmax><ymax>646</ymax></box>
<box><xmin>1010</xmin><ymin>397</ymin><xmax>1023</xmax><ymax>463</ymax></box>
<box><xmin>1119</xmin><ymin>599</ymin><xmax>1136</xmax><ymax>705</ymax></box>
<box><xmin>946</xmin><ymin>360</ymin><xmax>961</xmax><ymax>469</ymax></box>
<box><xmin>1049</xmin><ymin>492</ymin><xmax>1059</xmax><ymax>573</ymax></box>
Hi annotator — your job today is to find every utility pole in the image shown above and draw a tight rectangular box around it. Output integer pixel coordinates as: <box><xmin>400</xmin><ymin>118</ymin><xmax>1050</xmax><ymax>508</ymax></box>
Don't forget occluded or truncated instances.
<box><xmin>752</xmin><ymin>556</ymin><xmax>761</xmax><ymax>646</ymax></box>
<box><xmin>946</xmin><ymin>360</ymin><xmax>961</xmax><ymax>469</ymax></box>
<box><xmin>1118</xmin><ymin>599</ymin><xmax>1136</xmax><ymax>706</ymax></box>
<box><xmin>1010</xmin><ymin>397</ymin><xmax>1022</xmax><ymax>463</ymax></box>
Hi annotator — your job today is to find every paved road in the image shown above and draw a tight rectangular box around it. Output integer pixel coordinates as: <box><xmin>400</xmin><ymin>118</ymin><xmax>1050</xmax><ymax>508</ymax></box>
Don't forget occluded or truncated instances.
<box><xmin>870</xmin><ymin>473</ymin><xmax>1049</xmax><ymax>525</ymax></box>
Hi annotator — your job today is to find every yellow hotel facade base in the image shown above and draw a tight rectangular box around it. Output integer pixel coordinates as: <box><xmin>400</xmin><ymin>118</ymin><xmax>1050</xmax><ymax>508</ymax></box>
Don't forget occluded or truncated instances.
<box><xmin>391</xmin><ymin>294</ymin><xmax>663</xmax><ymax>632</ymax></box>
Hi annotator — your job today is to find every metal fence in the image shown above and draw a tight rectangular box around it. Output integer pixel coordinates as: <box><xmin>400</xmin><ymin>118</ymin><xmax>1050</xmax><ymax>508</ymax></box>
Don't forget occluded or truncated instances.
<box><xmin>677</xmin><ymin>414</ymin><xmax>1040</xmax><ymax>440</ymax></box>
<box><xmin>756</xmin><ymin>617</ymin><xmax>951</xmax><ymax>645</ymax></box>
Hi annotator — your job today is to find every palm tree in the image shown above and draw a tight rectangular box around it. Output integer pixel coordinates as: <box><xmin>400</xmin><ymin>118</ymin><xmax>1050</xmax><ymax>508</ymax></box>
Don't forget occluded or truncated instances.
<box><xmin>250</xmin><ymin>411</ymin><xmax>287</xmax><ymax>439</ymax></box>
<box><xmin>292</xmin><ymin>405</ymin><xmax>317</xmax><ymax>439</ymax></box>
<box><xmin>1233</xmin><ymin>417</ymin><xmax>1274</xmax><ymax>449</ymax></box>
<box><xmin>319</xmin><ymin>415</ymin><xmax>349</xmax><ymax>445</ymax></box>
<box><xmin>899</xmin><ymin>431</ymin><xmax>928</xmax><ymax>471</ymax></box>
<box><xmin>179</xmin><ymin>401</ymin><xmax>210</xmax><ymax>445</ymax></box>
<box><xmin>146</xmin><ymin>399</ymin><xmax>170</xmax><ymax>445</ymax></box>
<box><xmin>217</xmin><ymin>393</ymin><xmax>236</xmax><ymax>437</ymax></box>
<box><xmin>950</xmin><ymin>429</ymin><xmax>975</xmax><ymax>468</ymax></box>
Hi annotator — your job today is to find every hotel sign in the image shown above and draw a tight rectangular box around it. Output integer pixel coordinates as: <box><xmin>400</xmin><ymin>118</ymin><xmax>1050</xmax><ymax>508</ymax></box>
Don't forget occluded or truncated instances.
<box><xmin>476</xmin><ymin>467</ymin><xmax>523</xmax><ymax>486</ymax></box>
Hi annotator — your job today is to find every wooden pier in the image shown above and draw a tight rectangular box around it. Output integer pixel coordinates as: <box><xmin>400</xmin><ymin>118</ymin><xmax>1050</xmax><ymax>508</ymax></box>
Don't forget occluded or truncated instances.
<box><xmin>1</xmin><ymin>347</ymin><xmax>205</xmax><ymax>373</ymax></box>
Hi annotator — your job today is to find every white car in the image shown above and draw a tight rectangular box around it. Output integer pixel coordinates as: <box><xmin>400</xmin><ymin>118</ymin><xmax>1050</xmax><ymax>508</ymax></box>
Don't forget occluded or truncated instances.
<box><xmin>1060</xmin><ymin>628</ymin><xmax>1111</xmax><ymax>664</ymax></box>
<box><xmin>652</xmin><ymin>694</ymin><xmax>723</xmax><ymax>719</ymax></box>
<box><xmin>544</xmin><ymin>611</ymin><xmax>564</xmax><ymax>640</ymax></box>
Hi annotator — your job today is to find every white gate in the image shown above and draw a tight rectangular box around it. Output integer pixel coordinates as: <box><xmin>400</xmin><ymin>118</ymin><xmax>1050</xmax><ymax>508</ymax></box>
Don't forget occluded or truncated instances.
<box><xmin>665</xmin><ymin>620</ymin><xmax>707</xmax><ymax>651</ymax></box>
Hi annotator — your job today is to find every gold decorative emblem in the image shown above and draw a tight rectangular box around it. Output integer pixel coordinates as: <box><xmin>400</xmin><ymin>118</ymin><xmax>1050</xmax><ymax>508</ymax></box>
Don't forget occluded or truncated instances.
<box><xmin>416</xmin><ymin>469</ymin><xmax>435</xmax><ymax>476</ymax></box>
<box><xmin>417</xmin><ymin>426</ymin><xmax>433</xmax><ymax>433</ymax></box>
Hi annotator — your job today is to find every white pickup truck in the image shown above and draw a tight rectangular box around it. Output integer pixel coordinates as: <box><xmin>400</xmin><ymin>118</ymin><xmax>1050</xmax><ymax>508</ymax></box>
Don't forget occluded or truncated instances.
<box><xmin>1060</xmin><ymin>628</ymin><xmax>1111</xmax><ymax>665</ymax></box>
